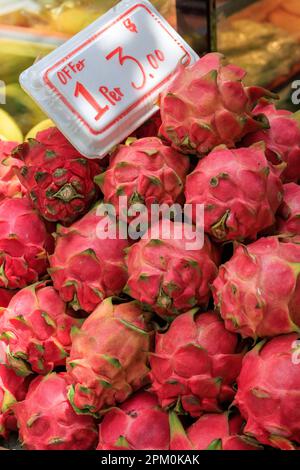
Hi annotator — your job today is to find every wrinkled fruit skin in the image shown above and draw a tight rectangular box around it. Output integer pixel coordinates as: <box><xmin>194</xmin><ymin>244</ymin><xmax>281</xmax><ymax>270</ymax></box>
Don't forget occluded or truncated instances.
<box><xmin>49</xmin><ymin>204</ymin><xmax>129</xmax><ymax>313</ymax></box>
<box><xmin>14</xmin><ymin>373</ymin><xmax>98</xmax><ymax>450</ymax></box>
<box><xmin>185</xmin><ymin>144</ymin><xmax>283</xmax><ymax>241</ymax></box>
<box><xmin>97</xmin><ymin>137</ymin><xmax>189</xmax><ymax>219</ymax></box>
<box><xmin>97</xmin><ymin>391</ymin><xmax>170</xmax><ymax>450</ymax></box>
<box><xmin>14</xmin><ymin>127</ymin><xmax>102</xmax><ymax>224</ymax></box>
<box><xmin>213</xmin><ymin>237</ymin><xmax>300</xmax><ymax>339</ymax></box>
<box><xmin>0</xmin><ymin>198</ymin><xmax>53</xmax><ymax>289</ymax></box>
<box><xmin>235</xmin><ymin>334</ymin><xmax>300</xmax><ymax>449</ymax></box>
<box><xmin>170</xmin><ymin>412</ymin><xmax>261</xmax><ymax>450</ymax></box>
<box><xmin>0</xmin><ymin>282</ymin><xmax>80</xmax><ymax>375</ymax></box>
<box><xmin>159</xmin><ymin>53</ymin><xmax>273</xmax><ymax>155</ymax></box>
<box><xmin>67</xmin><ymin>299</ymin><xmax>150</xmax><ymax>415</ymax></box>
<box><xmin>0</xmin><ymin>340</ymin><xmax>29</xmax><ymax>438</ymax></box>
<box><xmin>132</xmin><ymin>112</ymin><xmax>162</xmax><ymax>139</ymax></box>
<box><xmin>0</xmin><ymin>140</ymin><xmax>26</xmax><ymax>199</ymax></box>
<box><xmin>125</xmin><ymin>222</ymin><xmax>219</xmax><ymax>320</ymax></box>
<box><xmin>242</xmin><ymin>101</ymin><xmax>300</xmax><ymax>183</ymax></box>
<box><xmin>150</xmin><ymin>310</ymin><xmax>243</xmax><ymax>416</ymax></box>
<box><xmin>277</xmin><ymin>183</ymin><xmax>300</xmax><ymax>241</ymax></box>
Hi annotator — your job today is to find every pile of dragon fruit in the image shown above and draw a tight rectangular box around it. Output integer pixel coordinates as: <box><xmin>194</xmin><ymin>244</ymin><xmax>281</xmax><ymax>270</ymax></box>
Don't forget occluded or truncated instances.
<box><xmin>0</xmin><ymin>52</ymin><xmax>299</xmax><ymax>450</ymax></box>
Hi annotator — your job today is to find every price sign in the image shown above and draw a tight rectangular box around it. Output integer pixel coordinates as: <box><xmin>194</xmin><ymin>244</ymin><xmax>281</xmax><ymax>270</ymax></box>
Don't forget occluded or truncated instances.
<box><xmin>20</xmin><ymin>0</ymin><xmax>198</xmax><ymax>158</ymax></box>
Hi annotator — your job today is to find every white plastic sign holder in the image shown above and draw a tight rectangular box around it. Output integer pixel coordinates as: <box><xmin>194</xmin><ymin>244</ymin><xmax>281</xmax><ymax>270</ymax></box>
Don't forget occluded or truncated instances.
<box><xmin>20</xmin><ymin>0</ymin><xmax>198</xmax><ymax>158</ymax></box>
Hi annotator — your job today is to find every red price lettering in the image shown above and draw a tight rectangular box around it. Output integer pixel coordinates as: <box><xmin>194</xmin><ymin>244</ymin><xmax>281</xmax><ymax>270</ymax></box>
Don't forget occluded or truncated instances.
<box><xmin>123</xmin><ymin>18</ymin><xmax>138</xmax><ymax>33</ymax></box>
<box><xmin>74</xmin><ymin>81</ymin><xmax>109</xmax><ymax>121</ymax></box>
<box><xmin>147</xmin><ymin>49</ymin><xmax>165</xmax><ymax>70</ymax></box>
<box><xmin>73</xmin><ymin>48</ymin><xmax>166</xmax><ymax>122</ymax></box>
<box><xmin>106</xmin><ymin>47</ymin><xmax>165</xmax><ymax>90</ymax></box>
<box><xmin>106</xmin><ymin>47</ymin><xmax>146</xmax><ymax>90</ymax></box>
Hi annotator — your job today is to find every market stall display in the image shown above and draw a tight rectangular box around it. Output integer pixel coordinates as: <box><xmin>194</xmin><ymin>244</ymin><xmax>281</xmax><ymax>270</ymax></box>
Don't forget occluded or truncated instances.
<box><xmin>0</xmin><ymin>0</ymin><xmax>299</xmax><ymax>454</ymax></box>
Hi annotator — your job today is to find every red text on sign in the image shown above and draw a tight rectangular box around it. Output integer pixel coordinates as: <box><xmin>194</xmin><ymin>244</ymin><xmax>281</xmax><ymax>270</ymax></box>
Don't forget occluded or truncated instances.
<box><xmin>74</xmin><ymin>45</ymin><xmax>166</xmax><ymax>122</ymax></box>
<box><xmin>57</xmin><ymin>60</ymin><xmax>86</xmax><ymax>85</ymax></box>
<box><xmin>106</xmin><ymin>46</ymin><xmax>146</xmax><ymax>90</ymax></box>
<box><xmin>106</xmin><ymin>46</ymin><xmax>165</xmax><ymax>91</ymax></box>
<box><xmin>75</xmin><ymin>81</ymin><xmax>109</xmax><ymax>121</ymax></box>
<box><xmin>74</xmin><ymin>82</ymin><xmax>124</xmax><ymax>121</ymax></box>
<box><xmin>123</xmin><ymin>18</ymin><xmax>138</xmax><ymax>33</ymax></box>
<box><xmin>99</xmin><ymin>86</ymin><xmax>124</xmax><ymax>106</ymax></box>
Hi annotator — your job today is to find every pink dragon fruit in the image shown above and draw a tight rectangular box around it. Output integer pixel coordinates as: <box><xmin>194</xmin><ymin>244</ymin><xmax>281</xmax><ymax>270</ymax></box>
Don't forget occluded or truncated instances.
<box><xmin>14</xmin><ymin>127</ymin><xmax>102</xmax><ymax>224</ymax></box>
<box><xmin>95</xmin><ymin>137</ymin><xmax>189</xmax><ymax>220</ymax></box>
<box><xmin>277</xmin><ymin>183</ymin><xmax>300</xmax><ymax>241</ymax></box>
<box><xmin>170</xmin><ymin>412</ymin><xmax>262</xmax><ymax>450</ymax></box>
<box><xmin>133</xmin><ymin>112</ymin><xmax>162</xmax><ymax>139</ymax></box>
<box><xmin>97</xmin><ymin>391</ymin><xmax>170</xmax><ymax>450</ymax></box>
<box><xmin>67</xmin><ymin>299</ymin><xmax>151</xmax><ymax>415</ymax></box>
<box><xmin>0</xmin><ymin>281</ymin><xmax>80</xmax><ymax>375</ymax></box>
<box><xmin>242</xmin><ymin>101</ymin><xmax>300</xmax><ymax>182</ymax></box>
<box><xmin>0</xmin><ymin>197</ymin><xmax>53</xmax><ymax>289</ymax></box>
<box><xmin>0</xmin><ymin>140</ymin><xmax>26</xmax><ymax>199</ymax></box>
<box><xmin>185</xmin><ymin>144</ymin><xmax>283</xmax><ymax>241</ymax></box>
<box><xmin>0</xmin><ymin>340</ymin><xmax>29</xmax><ymax>438</ymax></box>
<box><xmin>124</xmin><ymin>221</ymin><xmax>219</xmax><ymax>321</ymax></box>
<box><xmin>213</xmin><ymin>237</ymin><xmax>300</xmax><ymax>339</ymax></box>
<box><xmin>235</xmin><ymin>334</ymin><xmax>300</xmax><ymax>450</ymax></box>
<box><xmin>159</xmin><ymin>53</ymin><xmax>274</xmax><ymax>155</ymax></box>
<box><xmin>49</xmin><ymin>203</ymin><xmax>129</xmax><ymax>313</ymax></box>
<box><xmin>150</xmin><ymin>310</ymin><xmax>244</xmax><ymax>416</ymax></box>
<box><xmin>14</xmin><ymin>372</ymin><xmax>98</xmax><ymax>450</ymax></box>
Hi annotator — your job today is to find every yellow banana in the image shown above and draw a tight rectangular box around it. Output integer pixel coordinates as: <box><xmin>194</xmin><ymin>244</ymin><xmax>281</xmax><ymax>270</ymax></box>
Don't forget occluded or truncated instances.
<box><xmin>25</xmin><ymin>119</ymin><xmax>55</xmax><ymax>140</ymax></box>
<box><xmin>0</xmin><ymin>109</ymin><xmax>23</xmax><ymax>142</ymax></box>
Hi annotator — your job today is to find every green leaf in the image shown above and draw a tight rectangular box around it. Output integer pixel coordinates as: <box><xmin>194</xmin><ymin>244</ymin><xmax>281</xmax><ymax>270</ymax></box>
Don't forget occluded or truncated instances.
<box><xmin>118</xmin><ymin>318</ymin><xmax>148</xmax><ymax>335</ymax></box>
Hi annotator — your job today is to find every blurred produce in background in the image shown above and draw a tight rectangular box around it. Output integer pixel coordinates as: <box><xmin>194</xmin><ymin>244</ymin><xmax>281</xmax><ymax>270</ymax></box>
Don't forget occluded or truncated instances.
<box><xmin>218</xmin><ymin>19</ymin><xmax>300</xmax><ymax>88</ymax></box>
<box><xmin>0</xmin><ymin>0</ymin><xmax>177</xmax><ymax>34</ymax></box>
<box><xmin>217</xmin><ymin>0</ymin><xmax>300</xmax><ymax>110</ymax></box>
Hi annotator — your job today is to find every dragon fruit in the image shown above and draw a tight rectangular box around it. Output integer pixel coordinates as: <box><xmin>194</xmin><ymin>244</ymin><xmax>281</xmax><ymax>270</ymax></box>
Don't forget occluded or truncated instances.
<box><xmin>213</xmin><ymin>237</ymin><xmax>300</xmax><ymax>339</ymax></box>
<box><xmin>277</xmin><ymin>183</ymin><xmax>300</xmax><ymax>241</ymax></box>
<box><xmin>159</xmin><ymin>53</ymin><xmax>274</xmax><ymax>155</ymax></box>
<box><xmin>170</xmin><ymin>412</ymin><xmax>261</xmax><ymax>450</ymax></box>
<box><xmin>242</xmin><ymin>101</ymin><xmax>300</xmax><ymax>183</ymax></box>
<box><xmin>235</xmin><ymin>334</ymin><xmax>300</xmax><ymax>450</ymax></box>
<box><xmin>0</xmin><ymin>289</ymin><xmax>16</xmax><ymax>309</ymax></box>
<box><xmin>133</xmin><ymin>112</ymin><xmax>162</xmax><ymax>139</ymax></box>
<box><xmin>96</xmin><ymin>137</ymin><xmax>189</xmax><ymax>220</ymax></box>
<box><xmin>0</xmin><ymin>281</ymin><xmax>80</xmax><ymax>375</ymax></box>
<box><xmin>14</xmin><ymin>373</ymin><xmax>98</xmax><ymax>450</ymax></box>
<box><xmin>0</xmin><ymin>140</ymin><xmax>26</xmax><ymax>199</ymax></box>
<box><xmin>67</xmin><ymin>299</ymin><xmax>151</xmax><ymax>415</ymax></box>
<box><xmin>0</xmin><ymin>340</ymin><xmax>29</xmax><ymax>438</ymax></box>
<box><xmin>0</xmin><ymin>197</ymin><xmax>53</xmax><ymax>289</ymax></box>
<box><xmin>14</xmin><ymin>127</ymin><xmax>102</xmax><ymax>224</ymax></box>
<box><xmin>124</xmin><ymin>221</ymin><xmax>219</xmax><ymax>320</ymax></box>
<box><xmin>185</xmin><ymin>144</ymin><xmax>283</xmax><ymax>241</ymax></box>
<box><xmin>49</xmin><ymin>204</ymin><xmax>129</xmax><ymax>313</ymax></box>
<box><xmin>97</xmin><ymin>391</ymin><xmax>170</xmax><ymax>450</ymax></box>
<box><xmin>150</xmin><ymin>310</ymin><xmax>244</xmax><ymax>416</ymax></box>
